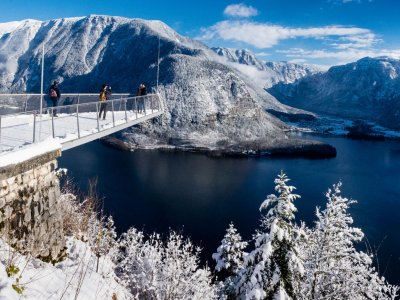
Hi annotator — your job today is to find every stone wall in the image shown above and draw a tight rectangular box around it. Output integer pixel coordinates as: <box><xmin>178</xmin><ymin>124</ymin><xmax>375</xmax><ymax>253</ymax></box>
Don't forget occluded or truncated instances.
<box><xmin>0</xmin><ymin>149</ymin><xmax>65</xmax><ymax>260</ymax></box>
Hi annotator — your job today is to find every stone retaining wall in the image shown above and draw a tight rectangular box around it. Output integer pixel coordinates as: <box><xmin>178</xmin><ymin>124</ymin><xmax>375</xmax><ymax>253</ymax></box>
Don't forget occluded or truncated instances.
<box><xmin>0</xmin><ymin>149</ymin><xmax>65</xmax><ymax>260</ymax></box>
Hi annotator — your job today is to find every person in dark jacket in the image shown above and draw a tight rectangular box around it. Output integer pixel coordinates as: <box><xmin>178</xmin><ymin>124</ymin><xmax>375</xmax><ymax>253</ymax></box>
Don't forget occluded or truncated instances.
<box><xmin>136</xmin><ymin>83</ymin><xmax>147</xmax><ymax>113</ymax></box>
<box><xmin>48</xmin><ymin>80</ymin><xmax>61</xmax><ymax>116</ymax></box>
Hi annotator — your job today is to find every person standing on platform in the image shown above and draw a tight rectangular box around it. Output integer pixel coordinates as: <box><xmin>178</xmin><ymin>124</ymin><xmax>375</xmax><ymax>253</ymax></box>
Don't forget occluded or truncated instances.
<box><xmin>136</xmin><ymin>83</ymin><xmax>147</xmax><ymax>113</ymax></box>
<box><xmin>99</xmin><ymin>84</ymin><xmax>108</xmax><ymax>120</ymax></box>
<box><xmin>48</xmin><ymin>80</ymin><xmax>61</xmax><ymax>116</ymax></box>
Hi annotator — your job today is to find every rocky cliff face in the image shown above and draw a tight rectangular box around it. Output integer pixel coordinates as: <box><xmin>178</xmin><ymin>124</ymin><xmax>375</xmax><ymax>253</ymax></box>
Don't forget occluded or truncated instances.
<box><xmin>268</xmin><ymin>57</ymin><xmax>400</xmax><ymax>130</ymax></box>
<box><xmin>0</xmin><ymin>16</ymin><xmax>332</xmax><ymax>155</ymax></box>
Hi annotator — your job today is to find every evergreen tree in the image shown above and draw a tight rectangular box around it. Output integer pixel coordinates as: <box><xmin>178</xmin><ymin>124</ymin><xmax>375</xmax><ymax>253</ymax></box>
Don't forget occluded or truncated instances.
<box><xmin>236</xmin><ymin>171</ymin><xmax>304</xmax><ymax>300</ymax></box>
<box><xmin>213</xmin><ymin>222</ymin><xmax>248</xmax><ymax>276</ymax></box>
<box><xmin>213</xmin><ymin>222</ymin><xmax>248</xmax><ymax>299</ymax></box>
<box><xmin>302</xmin><ymin>183</ymin><xmax>399</xmax><ymax>300</ymax></box>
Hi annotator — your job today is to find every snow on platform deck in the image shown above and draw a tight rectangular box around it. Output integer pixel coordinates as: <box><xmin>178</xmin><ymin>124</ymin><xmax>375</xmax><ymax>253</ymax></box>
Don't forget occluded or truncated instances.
<box><xmin>0</xmin><ymin>94</ymin><xmax>163</xmax><ymax>162</ymax></box>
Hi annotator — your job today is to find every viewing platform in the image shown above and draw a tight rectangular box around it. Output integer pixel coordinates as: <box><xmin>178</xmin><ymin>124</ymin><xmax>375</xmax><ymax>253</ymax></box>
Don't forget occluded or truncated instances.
<box><xmin>0</xmin><ymin>93</ymin><xmax>163</xmax><ymax>162</ymax></box>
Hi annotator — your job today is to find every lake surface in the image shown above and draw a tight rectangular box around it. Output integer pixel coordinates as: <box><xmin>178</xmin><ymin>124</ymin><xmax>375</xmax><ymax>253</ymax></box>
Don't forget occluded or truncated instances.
<box><xmin>58</xmin><ymin>134</ymin><xmax>400</xmax><ymax>284</ymax></box>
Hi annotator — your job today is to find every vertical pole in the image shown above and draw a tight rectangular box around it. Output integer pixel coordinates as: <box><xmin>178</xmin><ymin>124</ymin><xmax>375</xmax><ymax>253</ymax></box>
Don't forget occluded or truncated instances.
<box><xmin>135</xmin><ymin>98</ymin><xmax>138</xmax><ymax>119</ymax></box>
<box><xmin>33</xmin><ymin>112</ymin><xmax>36</xmax><ymax>143</ymax></box>
<box><xmin>24</xmin><ymin>94</ymin><xmax>28</xmax><ymax>113</ymax></box>
<box><xmin>144</xmin><ymin>96</ymin><xmax>147</xmax><ymax>116</ymax></box>
<box><xmin>76</xmin><ymin>105</ymin><xmax>80</xmax><ymax>138</ymax></box>
<box><xmin>151</xmin><ymin>95</ymin><xmax>154</xmax><ymax>114</ymax></box>
<box><xmin>40</xmin><ymin>43</ymin><xmax>44</xmax><ymax>116</ymax></box>
<box><xmin>118</xmin><ymin>95</ymin><xmax>122</xmax><ymax>111</ymax></box>
<box><xmin>124</xmin><ymin>99</ymin><xmax>128</xmax><ymax>122</ymax></box>
<box><xmin>157</xmin><ymin>36</ymin><xmax>160</xmax><ymax>93</ymax></box>
<box><xmin>77</xmin><ymin>94</ymin><xmax>80</xmax><ymax>105</ymax></box>
<box><xmin>111</xmin><ymin>100</ymin><xmax>115</xmax><ymax>126</ymax></box>
<box><xmin>51</xmin><ymin>109</ymin><xmax>55</xmax><ymax>138</ymax></box>
<box><xmin>96</xmin><ymin>102</ymin><xmax>100</xmax><ymax>132</ymax></box>
<box><xmin>39</xmin><ymin>43</ymin><xmax>44</xmax><ymax>142</ymax></box>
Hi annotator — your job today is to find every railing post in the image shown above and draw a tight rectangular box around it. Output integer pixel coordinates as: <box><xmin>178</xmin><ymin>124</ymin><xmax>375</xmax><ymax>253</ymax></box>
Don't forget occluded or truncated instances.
<box><xmin>111</xmin><ymin>100</ymin><xmax>115</xmax><ymax>126</ymax></box>
<box><xmin>33</xmin><ymin>112</ymin><xmax>36</xmax><ymax>143</ymax></box>
<box><xmin>77</xmin><ymin>94</ymin><xmax>80</xmax><ymax>105</ymax></box>
<box><xmin>51</xmin><ymin>109</ymin><xmax>55</xmax><ymax>138</ymax></box>
<box><xmin>76</xmin><ymin>105</ymin><xmax>80</xmax><ymax>138</ymax></box>
<box><xmin>118</xmin><ymin>96</ymin><xmax>122</xmax><ymax>111</ymax></box>
<box><xmin>24</xmin><ymin>94</ymin><xmax>28</xmax><ymax>113</ymax></box>
<box><xmin>124</xmin><ymin>99</ymin><xmax>128</xmax><ymax>122</ymax></box>
<box><xmin>135</xmin><ymin>97</ymin><xmax>138</xmax><ymax>119</ymax></box>
<box><xmin>144</xmin><ymin>96</ymin><xmax>147</xmax><ymax>116</ymax></box>
<box><xmin>96</xmin><ymin>102</ymin><xmax>100</xmax><ymax>132</ymax></box>
<box><xmin>151</xmin><ymin>95</ymin><xmax>154</xmax><ymax>114</ymax></box>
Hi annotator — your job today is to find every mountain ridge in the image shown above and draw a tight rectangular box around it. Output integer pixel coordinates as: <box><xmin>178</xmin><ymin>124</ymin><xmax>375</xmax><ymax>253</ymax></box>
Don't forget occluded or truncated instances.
<box><xmin>211</xmin><ymin>47</ymin><xmax>323</xmax><ymax>88</ymax></box>
<box><xmin>268</xmin><ymin>56</ymin><xmax>400</xmax><ymax>130</ymax></box>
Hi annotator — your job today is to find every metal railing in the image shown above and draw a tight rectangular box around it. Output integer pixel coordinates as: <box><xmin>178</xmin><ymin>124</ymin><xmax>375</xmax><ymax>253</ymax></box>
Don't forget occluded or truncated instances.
<box><xmin>0</xmin><ymin>93</ymin><xmax>132</xmax><ymax>115</ymax></box>
<box><xmin>0</xmin><ymin>94</ymin><xmax>162</xmax><ymax>153</ymax></box>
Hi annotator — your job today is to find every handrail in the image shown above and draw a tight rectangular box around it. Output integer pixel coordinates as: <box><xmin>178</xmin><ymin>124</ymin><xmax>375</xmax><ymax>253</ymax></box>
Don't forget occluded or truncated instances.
<box><xmin>0</xmin><ymin>93</ymin><xmax>133</xmax><ymax>115</ymax></box>
<box><xmin>0</xmin><ymin>95</ymin><xmax>157</xmax><ymax>117</ymax></box>
<box><xmin>0</xmin><ymin>93</ymin><xmax>131</xmax><ymax>96</ymax></box>
<box><xmin>0</xmin><ymin>94</ymin><xmax>162</xmax><ymax>153</ymax></box>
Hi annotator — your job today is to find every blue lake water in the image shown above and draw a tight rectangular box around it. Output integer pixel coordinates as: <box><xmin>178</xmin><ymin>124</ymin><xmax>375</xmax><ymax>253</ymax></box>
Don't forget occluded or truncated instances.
<box><xmin>58</xmin><ymin>134</ymin><xmax>400</xmax><ymax>284</ymax></box>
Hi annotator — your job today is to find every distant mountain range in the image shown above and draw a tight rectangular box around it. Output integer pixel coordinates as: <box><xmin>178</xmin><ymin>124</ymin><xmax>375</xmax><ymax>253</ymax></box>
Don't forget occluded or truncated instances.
<box><xmin>268</xmin><ymin>57</ymin><xmax>400</xmax><ymax>130</ymax></box>
<box><xmin>212</xmin><ymin>47</ymin><xmax>323</xmax><ymax>88</ymax></box>
<box><xmin>0</xmin><ymin>15</ymin><xmax>334</xmax><ymax>156</ymax></box>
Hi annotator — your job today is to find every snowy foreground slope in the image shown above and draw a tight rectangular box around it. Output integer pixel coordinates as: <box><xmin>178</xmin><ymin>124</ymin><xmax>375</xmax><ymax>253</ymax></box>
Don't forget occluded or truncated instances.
<box><xmin>269</xmin><ymin>56</ymin><xmax>400</xmax><ymax>130</ymax></box>
<box><xmin>0</xmin><ymin>15</ymin><xmax>332</xmax><ymax>155</ymax></box>
<box><xmin>0</xmin><ymin>237</ymin><xmax>130</xmax><ymax>300</ymax></box>
<box><xmin>212</xmin><ymin>47</ymin><xmax>323</xmax><ymax>88</ymax></box>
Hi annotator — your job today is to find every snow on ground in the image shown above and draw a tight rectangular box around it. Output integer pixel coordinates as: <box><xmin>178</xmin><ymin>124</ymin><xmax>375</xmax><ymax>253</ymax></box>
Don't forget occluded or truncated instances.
<box><xmin>0</xmin><ymin>237</ymin><xmax>130</xmax><ymax>300</ymax></box>
<box><xmin>287</xmin><ymin>113</ymin><xmax>400</xmax><ymax>138</ymax></box>
<box><xmin>0</xmin><ymin>139</ymin><xmax>61</xmax><ymax>167</ymax></box>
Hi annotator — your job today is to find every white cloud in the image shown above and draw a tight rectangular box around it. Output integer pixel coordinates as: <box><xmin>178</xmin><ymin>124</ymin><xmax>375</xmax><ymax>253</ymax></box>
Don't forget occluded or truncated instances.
<box><xmin>199</xmin><ymin>20</ymin><xmax>374</xmax><ymax>49</ymax></box>
<box><xmin>330</xmin><ymin>33</ymin><xmax>380</xmax><ymax>49</ymax></box>
<box><xmin>223</xmin><ymin>4</ymin><xmax>258</xmax><ymax>17</ymax></box>
<box><xmin>288</xmin><ymin>59</ymin><xmax>307</xmax><ymax>64</ymax></box>
<box><xmin>329</xmin><ymin>0</ymin><xmax>364</xmax><ymax>3</ymax></box>
<box><xmin>277</xmin><ymin>48</ymin><xmax>400</xmax><ymax>65</ymax></box>
<box><xmin>255</xmin><ymin>52</ymin><xmax>271</xmax><ymax>57</ymax></box>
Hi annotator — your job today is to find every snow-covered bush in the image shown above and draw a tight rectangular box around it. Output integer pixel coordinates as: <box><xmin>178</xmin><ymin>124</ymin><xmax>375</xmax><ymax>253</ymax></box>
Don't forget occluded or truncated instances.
<box><xmin>115</xmin><ymin>228</ymin><xmax>218</xmax><ymax>300</ymax></box>
<box><xmin>59</xmin><ymin>177</ymin><xmax>117</xmax><ymax>271</ymax></box>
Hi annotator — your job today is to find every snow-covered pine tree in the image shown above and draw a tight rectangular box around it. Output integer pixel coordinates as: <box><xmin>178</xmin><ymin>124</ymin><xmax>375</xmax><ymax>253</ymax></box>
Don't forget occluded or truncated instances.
<box><xmin>213</xmin><ymin>222</ymin><xmax>248</xmax><ymax>276</ymax></box>
<box><xmin>213</xmin><ymin>222</ymin><xmax>248</xmax><ymax>299</ymax></box>
<box><xmin>302</xmin><ymin>182</ymin><xmax>399</xmax><ymax>300</ymax></box>
<box><xmin>236</xmin><ymin>171</ymin><xmax>304</xmax><ymax>300</ymax></box>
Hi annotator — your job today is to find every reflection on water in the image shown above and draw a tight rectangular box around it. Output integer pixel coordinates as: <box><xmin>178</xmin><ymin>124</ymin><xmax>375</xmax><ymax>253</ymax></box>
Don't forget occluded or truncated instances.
<box><xmin>59</xmin><ymin>135</ymin><xmax>400</xmax><ymax>284</ymax></box>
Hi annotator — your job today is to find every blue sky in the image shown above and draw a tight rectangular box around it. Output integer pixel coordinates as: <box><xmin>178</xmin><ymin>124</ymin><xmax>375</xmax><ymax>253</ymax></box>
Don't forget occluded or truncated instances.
<box><xmin>0</xmin><ymin>0</ymin><xmax>399</xmax><ymax>66</ymax></box>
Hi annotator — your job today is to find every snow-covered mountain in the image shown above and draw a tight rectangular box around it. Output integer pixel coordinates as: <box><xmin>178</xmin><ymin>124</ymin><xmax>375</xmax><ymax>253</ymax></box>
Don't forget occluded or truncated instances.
<box><xmin>0</xmin><ymin>15</ymin><xmax>333</xmax><ymax>155</ymax></box>
<box><xmin>212</xmin><ymin>47</ymin><xmax>266</xmax><ymax>70</ymax></box>
<box><xmin>212</xmin><ymin>47</ymin><xmax>323</xmax><ymax>88</ymax></box>
<box><xmin>268</xmin><ymin>57</ymin><xmax>400</xmax><ymax>130</ymax></box>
